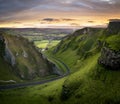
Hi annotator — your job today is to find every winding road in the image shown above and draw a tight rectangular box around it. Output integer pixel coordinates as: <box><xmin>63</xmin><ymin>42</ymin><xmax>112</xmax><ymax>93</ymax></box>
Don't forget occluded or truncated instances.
<box><xmin>0</xmin><ymin>56</ymin><xmax>70</xmax><ymax>90</ymax></box>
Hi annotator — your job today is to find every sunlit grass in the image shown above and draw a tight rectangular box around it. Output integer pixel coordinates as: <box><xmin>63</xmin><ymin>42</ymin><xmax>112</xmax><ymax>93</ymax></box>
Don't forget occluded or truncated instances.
<box><xmin>106</xmin><ymin>35</ymin><xmax>120</xmax><ymax>51</ymax></box>
<box><xmin>34</xmin><ymin>40</ymin><xmax>60</xmax><ymax>49</ymax></box>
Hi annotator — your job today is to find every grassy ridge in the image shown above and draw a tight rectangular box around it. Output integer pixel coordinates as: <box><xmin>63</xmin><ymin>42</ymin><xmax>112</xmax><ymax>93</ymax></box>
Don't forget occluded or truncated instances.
<box><xmin>106</xmin><ymin>34</ymin><xmax>120</xmax><ymax>51</ymax></box>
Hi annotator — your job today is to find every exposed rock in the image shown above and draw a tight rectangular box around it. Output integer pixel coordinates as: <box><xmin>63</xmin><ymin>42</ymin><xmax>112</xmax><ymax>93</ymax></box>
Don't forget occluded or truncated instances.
<box><xmin>45</xmin><ymin>58</ymin><xmax>62</xmax><ymax>75</ymax></box>
<box><xmin>0</xmin><ymin>34</ymin><xmax>16</xmax><ymax>66</ymax></box>
<box><xmin>4</xmin><ymin>40</ymin><xmax>16</xmax><ymax>66</ymax></box>
<box><xmin>0</xmin><ymin>34</ymin><xmax>5</xmax><ymax>57</ymax></box>
<box><xmin>16</xmin><ymin>52</ymin><xmax>19</xmax><ymax>56</ymax></box>
<box><xmin>74</xmin><ymin>27</ymin><xmax>101</xmax><ymax>36</ymax></box>
<box><xmin>98</xmin><ymin>47</ymin><xmax>120</xmax><ymax>70</ymax></box>
<box><xmin>52</xmin><ymin>65</ymin><xmax>62</xmax><ymax>75</ymax></box>
<box><xmin>107</xmin><ymin>19</ymin><xmax>120</xmax><ymax>34</ymax></box>
<box><xmin>21</xmin><ymin>74</ymin><xmax>24</xmax><ymax>79</ymax></box>
<box><xmin>40</xmin><ymin>52</ymin><xmax>62</xmax><ymax>75</ymax></box>
<box><xmin>22</xmin><ymin>50</ymin><xmax>28</xmax><ymax>58</ymax></box>
<box><xmin>74</xmin><ymin>27</ymin><xmax>90</xmax><ymax>36</ymax></box>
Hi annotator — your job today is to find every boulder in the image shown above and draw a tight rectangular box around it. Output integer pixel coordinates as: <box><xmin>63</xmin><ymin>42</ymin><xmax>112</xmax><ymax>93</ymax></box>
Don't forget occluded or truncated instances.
<box><xmin>4</xmin><ymin>40</ymin><xmax>16</xmax><ymax>66</ymax></box>
<box><xmin>22</xmin><ymin>50</ymin><xmax>28</xmax><ymax>58</ymax></box>
<box><xmin>98</xmin><ymin>47</ymin><xmax>120</xmax><ymax>70</ymax></box>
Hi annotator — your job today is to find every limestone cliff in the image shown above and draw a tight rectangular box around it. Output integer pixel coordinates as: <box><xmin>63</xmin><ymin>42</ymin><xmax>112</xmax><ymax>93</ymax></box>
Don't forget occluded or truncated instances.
<box><xmin>4</xmin><ymin>40</ymin><xmax>16</xmax><ymax>66</ymax></box>
<box><xmin>99</xmin><ymin>47</ymin><xmax>120</xmax><ymax>70</ymax></box>
<box><xmin>99</xmin><ymin>20</ymin><xmax>120</xmax><ymax>70</ymax></box>
<box><xmin>0</xmin><ymin>34</ymin><xmax>5</xmax><ymax>57</ymax></box>
<box><xmin>107</xmin><ymin>19</ymin><xmax>120</xmax><ymax>34</ymax></box>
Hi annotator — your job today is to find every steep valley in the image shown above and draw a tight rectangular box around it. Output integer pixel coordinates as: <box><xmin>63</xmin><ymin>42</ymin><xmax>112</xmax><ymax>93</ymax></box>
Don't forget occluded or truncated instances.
<box><xmin>0</xmin><ymin>20</ymin><xmax>120</xmax><ymax>104</ymax></box>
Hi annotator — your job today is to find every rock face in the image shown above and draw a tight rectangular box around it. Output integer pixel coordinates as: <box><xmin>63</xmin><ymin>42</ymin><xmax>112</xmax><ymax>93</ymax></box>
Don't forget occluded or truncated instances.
<box><xmin>99</xmin><ymin>47</ymin><xmax>120</xmax><ymax>70</ymax></box>
<box><xmin>0</xmin><ymin>34</ymin><xmax>16</xmax><ymax>66</ymax></box>
<box><xmin>44</xmin><ymin>57</ymin><xmax>62</xmax><ymax>76</ymax></box>
<box><xmin>22</xmin><ymin>50</ymin><xmax>28</xmax><ymax>58</ymax></box>
<box><xmin>107</xmin><ymin>19</ymin><xmax>120</xmax><ymax>34</ymax></box>
<box><xmin>0</xmin><ymin>34</ymin><xmax>5</xmax><ymax>57</ymax></box>
<box><xmin>74</xmin><ymin>27</ymin><xmax>90</xmax><ymax>36</ymax></box>
<box><xmin>4</xmin><ymin>40</ymin><xmax>16</xmax><ymax>66</ymax></box>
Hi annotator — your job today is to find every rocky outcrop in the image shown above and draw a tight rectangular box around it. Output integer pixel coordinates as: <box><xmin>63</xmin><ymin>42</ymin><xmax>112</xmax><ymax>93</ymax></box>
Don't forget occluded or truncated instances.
<box><xmin>46</xmin><ymin>59</ymin><xmax>62</xmax><ymax>75</ymax></box>
<box><xmin>107</xmin><ymin>19</ymin><xmax>120</xmax><ymax>34</ymax></box>
<box><xmin>46</xmin><ymin>61</ymin><xmax>62</xmax><ymax>75</ymax></box>
<box><xmin>0</xmin><ymin>34</ymin><xmax>16</xmax><ymax>66</ymax></box>
<box><xmin>42</xmin><ymin>54</ymin><xmax>62</xmax><ymax>76</ymax></box>
<box><xmin>4</xmin><ymin>40</ymin><xmax>16</xmax><ymax>66</ymax></box>
<box><xmin>98</xmin><ymin>47</ymin><xmax>120</xmax><ymax>70</ymax></box>
<box><xmin>74</xmin><ymin>27</ymin><xmax>90</xmax><ymax>36</ymax></box>
<box><xmin>0</xmin><ymin>34</ymin><xmax>5</xmax><ymax>57</ymax></box>
<box><xmin>22</xmin><ymin>50</ymin><xmax>28</xmax><ymax>58</ymax></box>
<box><xmin>74</xmin><ymin>27</ymin><xmax>102</xmax><ymax>36</ymax></box>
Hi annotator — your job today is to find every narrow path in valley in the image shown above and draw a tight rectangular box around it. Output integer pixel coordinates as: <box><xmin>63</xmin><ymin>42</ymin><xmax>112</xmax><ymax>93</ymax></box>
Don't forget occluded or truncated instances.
<box><xmin>0</xmin><ymin>56</ymin><xmax>70</xmax><ymax>90</ymax></box>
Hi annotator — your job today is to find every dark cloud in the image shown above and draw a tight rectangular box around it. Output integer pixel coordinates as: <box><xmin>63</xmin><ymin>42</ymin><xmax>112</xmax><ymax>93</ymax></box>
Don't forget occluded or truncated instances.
<box><xmin>62</xmin><ymin>18</ymin><xmax>76</xmax><ymax>21</ymax></box>
<box><xmin>42</xmin><ymin>18</ymin><xmax>77</xmax><ymax>23</ymax></box>
<box><xmin>88</xmin><ymin>21</ymin><xmax>95</xmax><ymax>23</ymax></box>
<box><xmin>42</xmin><ymin>18</ymin><xmax>60</xmax><ymax>22</ymax></box>
<box><xmin>0</xmin><ymin>0</ymin><xmax>47</xmax><ymax>17</ymax></box>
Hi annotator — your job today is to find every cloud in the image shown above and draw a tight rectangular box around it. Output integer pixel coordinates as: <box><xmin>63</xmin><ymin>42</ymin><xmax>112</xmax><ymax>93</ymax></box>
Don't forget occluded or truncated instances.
<box><xmin>0</xmin><ymin>0</ymin><xmax>120</xmax><ymax>18</ymax></box>
<box><xmin>13</xmin><ymin>21</ymin><xmax>22</xmax><ymax>24</ymax></box>
<box><xmin>62</xmin><ymin>18</ymin><xmax>76</xmax><ymax>21</ymax></box>
<box><xmin>42</xmin><ymin>18</ymin><xmax>60</xmax><ymax>22</ymax></box>
<box><xmin>1</xmin><ymin>0</ymin><xmax>120</xmax><ymax>17</ymax></box>
<box><xmin>88</xmin><ymin>21</ymin><xmax>95</xmax><ymax>23</ymax></box>
<box><xmin>41</xmin><ymin>18</ymin><xmax>77</xmax><ymax>23</ymax></box>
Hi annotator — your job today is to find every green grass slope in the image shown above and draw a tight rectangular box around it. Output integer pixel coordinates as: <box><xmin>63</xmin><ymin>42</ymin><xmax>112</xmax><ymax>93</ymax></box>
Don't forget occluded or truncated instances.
<box><xmin>52</xmin><ymin>28</ymin><xmax>104</xmax><ymax>72</ymax></box>
<box><xmin>0</xmin><ymin>57</ymin><xmax>21</xmax><ymax>84</ymax></box>
<box><xmin>3</xmin><ymin>34</ymin><xmax>51</xmax><ymax>80</ymax></box>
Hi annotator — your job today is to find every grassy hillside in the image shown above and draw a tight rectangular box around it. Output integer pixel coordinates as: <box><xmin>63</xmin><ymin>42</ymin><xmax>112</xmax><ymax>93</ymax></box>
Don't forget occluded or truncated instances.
<box><xmin>0</xmin><ymin>24</ymin><xmax>120</xmax><ymax>104</ymax></box>
<box><xmin>3</xmin><ymin>34</ymin><xmax>52</xmax><ymax>81</ymax></box>
<box><xmin>0</xmin><ymin>57</ymin><xmax>21</xmax><ymax>84</ymax></box>
<box><xmin>34</xmin><ymin>40</ymin><xmax>60</xmax><ymax>49</ymax></box>
<box><xmin>51</xmin><ymin>28</ymin><xmax>104</xmax><ymax>72</ymax></box>
<box><xmin>50</xmin><ymin>27</ymin><xmax>120</xmax><ymax>104</ymax></box>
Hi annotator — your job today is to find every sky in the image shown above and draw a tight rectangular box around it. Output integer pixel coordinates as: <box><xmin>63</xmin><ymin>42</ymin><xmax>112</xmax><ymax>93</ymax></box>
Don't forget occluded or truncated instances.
<box><xmin>0</xmin><ymin>0</ymin><xmax>120</xmax><ymax>28</ymax></box>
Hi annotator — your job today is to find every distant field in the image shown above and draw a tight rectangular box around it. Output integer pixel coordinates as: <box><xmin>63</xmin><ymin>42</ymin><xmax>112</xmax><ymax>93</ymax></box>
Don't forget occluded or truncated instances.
<box><xmin>23</xmin><ymin>36</ymin><xmax>43</xmax><ymax>41</ymax></box>
<box><xmin>23</xmin><ymin>34</ymin><xmax>66</xmax><ymax>42</ymax></box>
<box><xmin>34</xmin><ymin>40</ymin><xmax>60</xmax><ymax>49</ymax></box>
